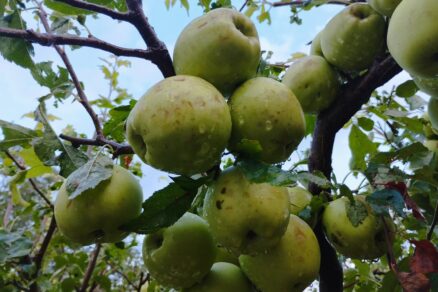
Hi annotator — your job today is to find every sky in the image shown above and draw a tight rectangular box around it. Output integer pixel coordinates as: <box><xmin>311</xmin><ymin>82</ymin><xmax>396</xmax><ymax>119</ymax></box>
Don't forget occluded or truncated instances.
<box><xmin>0</xmin><ymin>1</ymin><xmax>410</xmax><ymax>199</ymax></box>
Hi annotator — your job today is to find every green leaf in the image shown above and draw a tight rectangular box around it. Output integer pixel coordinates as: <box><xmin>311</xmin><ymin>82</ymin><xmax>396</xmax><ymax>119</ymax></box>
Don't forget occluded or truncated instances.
<box><xmin>0</xmin><ymin>0</ymin><xmax>6</xmax><ymax>16</ymax></box>
<box><xmin>65</xmin><ymin>153</ymin><xmax>113</xmax><ymax>200</ymax></box>
<box><xmin>305</xmin><ymin>114</ymin><xmax>316</xmax><ymax>136</ymax></box>
<box><xmin>366</xmin><ymin>189</ymin><xmax>405</xmax><ymax>217</ymax></box>
<box><xmin>0</xmin><ymin>230</ymin><xmax>32</xmax><ymax>263</ymax></box>
<box><xmin>19</xmin><ymin>148</ymin><xmax>53</xmax><ymax>178</ymax></box>
<box><xmin>357</xmin><ymin>117</ymin><xmax>374</xmax><ymax>131</ymax></box>
<box><xmin>103</xmin><ymin>101</ymin><xmax>136</xmax><ymax>142</ymax></box>
<box><xmin>346</xmin><ymin>199</ymin><xmax>368</xmax><ymax>227</ymax></box>
<box><xmin>121</xmin><ymin>182</ymin><xmax>198</xmax><ymax>234</ymax></box>
<box><xmin>0</xmin><ymin>119</ymin><xmax>39</xmax><ymax>150</ymax></box>
<box><xmin>339</xmin><ymin>184</ymin><xmax>354</xmax><ymax>202</ymax></box>
<box><xmin>33</xmin><ymin>103</ymin><xmax>88</xmax><ymax>175</ymax></box>
<box><xmin>44</xmin><ymin>0</ymin><xmax>113</xmax><ymax>15</ymax></box>
<box><xmin>237</xmin><ymin>159</ymin><xmax>296</xmax><ymax>186</ymax></box>
<box><xmin>0</xmin><ymin>11</ymin><xmax>34</xmax><ymax>69</ymax></box>
<box><xmin>349</xmin><ymin>125</ymin><xmax>378</xmax><ymax>171</ymax></box>
<box><xmin>31</xmin><ymin>63</ymin><xmax>73</xmax><ymax>102</ymax></box>
<box><xmin>396</xmin><ymin>80</ymin><xmax>418</xmax><ymax>98</ymax></box>
<box><xmin>296</xmin><ymin>171</ymin><xmax>331</xmax><ymax>189</ymax></box>
<box><xmin>180</xmin><ymin>0</ymin><xmax>189</xmax><ymax>11</ymax></box>
<box><xmin>9</xmin><ymin>170</ymin><xmax>30</xmax><ymax>207</ymax></box>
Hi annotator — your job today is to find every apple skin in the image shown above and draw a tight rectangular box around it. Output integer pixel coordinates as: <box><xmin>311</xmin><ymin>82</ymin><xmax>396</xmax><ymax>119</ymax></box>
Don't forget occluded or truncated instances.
<box><xmin>203</xmin><ymin>166</ymin><xmax>290</xmax><ymax>256</ymax></box>
<box><xmin>310</xmin><ymin>31</ymin><xmax>324</xmax><ymax>57</ymax></box>
<box><xmin>173</xmin><ymin>8</ymin><xmax>261</xmax><ymax>96</ymax></box>
<box><xmin>54</xmin><ymin>165</ymin><xmax>143</xmax><ymax>245</ymax></box>
<box><xmin>126</xmin><ymin>75</ymin><xmax>231</xmax><ymax>176</ymax></box>
<box><xmin>215</xmin><ymin>246</ymin><xmax>240</xmax><ymax>266</ymax></box>
<box><xmin>368</xmin><ymin>0</ymin><xmax>401</xmax><ymax>17</ymax></box>
<box><xmin>239</xmin><ymin>215</ymin><xmax>321</xmax><ymax>292</ymax></box>
<box><xmin>183</xmin><ymin>262</ymin><xmax>253</xmax><ymax>292</ymax></box>
<box><xmin>288</xmin><ymin>186</ymin><xmax>313</xmax><ymax>215</ymax></box>
<box><xmin>413</xmin><ymin>75</ymin><xmax>438</xmax><ymax>97</ymax></box>
<box><xmin>387</xmin><ymin>0</ymin><xmax>438</xmax><ymax>78</ymax></box>
<box><xmin>322</xmin><ymin>196</ymin><xmax>395</xmax><ymax>260</ymax></box>
<box><xmin>321</xmin><ymin>3</ymin><xmax>386</xmax><ymax>72</ymax></box>
<box><xmin>228</xmin><ymin>77</ymin><xmax>306</xmax><ymax>163</ymax></box>
<box><xmin>142</xmin><ymin>213</ymin><xmax>216</xmax><ymax>289</ymax></box>
<box><xmin>282</xmin><ymin>55</ymin><xmax>340</xmax><ymax>113</ymax></box>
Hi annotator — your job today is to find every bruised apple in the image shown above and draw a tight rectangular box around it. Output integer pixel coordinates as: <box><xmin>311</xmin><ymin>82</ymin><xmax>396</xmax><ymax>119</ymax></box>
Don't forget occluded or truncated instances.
<box><xmin>203</xmin><ymin>166</ymin><xmax>290</xmax><ymax>255</ymax></box>
<box><xmin>126</xmin><ymin>76</ymin><xmax>231</xmax><ymax>176</ymax></box>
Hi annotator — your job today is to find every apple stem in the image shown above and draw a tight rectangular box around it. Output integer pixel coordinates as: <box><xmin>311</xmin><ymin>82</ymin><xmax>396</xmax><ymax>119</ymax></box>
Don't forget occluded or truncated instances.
<box><xmin>382</xmin><ymin>216</ymin><xmax>398</xmax><ymax>273</ymax></box>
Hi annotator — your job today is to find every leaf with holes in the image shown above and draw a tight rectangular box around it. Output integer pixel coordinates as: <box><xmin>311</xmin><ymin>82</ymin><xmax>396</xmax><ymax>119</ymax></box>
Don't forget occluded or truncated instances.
<box><xmin>366</xmin><ymin>189</ymin><xmax>405</xmax><ymax>217</ymax></box>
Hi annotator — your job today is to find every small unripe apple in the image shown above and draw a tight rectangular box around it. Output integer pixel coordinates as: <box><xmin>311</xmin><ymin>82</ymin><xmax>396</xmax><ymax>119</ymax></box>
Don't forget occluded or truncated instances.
<box><xmin>282</xmin><ymin>55</ymin><xmax>340</xmax><ymax>113</ymax></box>
<box><xmin>387</xmin><ymin>0</ymin><xmax>438</xmax><ymax>78</ymax></box>
<box><xmin>413</xmin><ymin>75</ymin><xmax>438</xmax><ymax>97</ymax></box>
<box><xmin>203</xmin><ymin>166</ymin><xmax>290</xmax><ymax>255</ymax></box>
<box><xmin>173</xmin><ymin>8</ymin><xmax>261</xmax><ymax>95</ymax></box>
<box><xmin>228</xmin><ymin>77</ymin><xmax>305</xmax><ymax>163</ymax></box>
<box><xmin>239</xmin><ymin>215</ymin><xmax>321</xmax><ymax>292</ymax></box>
<box><xmin>142</xmin><ymin>213</ymin><xmax>216</xmax><ymax>289</ymax></box>
<box><xmin>54</xmin><ymin>165</ymin><xmax>143</xmax><ymax>245</ymax></box>
<box><xmin>321</xmin><ymin>3</ymin><xmax>386</xmax><ymax>72</ymax></box>
<box><xmin>126</xmin><ymin>75</ymin><xmax>231</xmax><ymax>176</ymax></box>
<box><xmin>368</xmin><ymin>0</ymin><xmax>401</xmax><ymax>17</ymax></box>
<box><xmin>183</xmin><ymin>262</ymin><xmax>253</xmax><ymax>292</ymax></box>
<box><xmin>288</xmin><ymin>186</ymin><xmax>313</xmax><ymax>215</ymax></box>
<box><xmin>322</xmin><ymin>196</ymin><xmax>395</xmax><ymax>260</ymax></box>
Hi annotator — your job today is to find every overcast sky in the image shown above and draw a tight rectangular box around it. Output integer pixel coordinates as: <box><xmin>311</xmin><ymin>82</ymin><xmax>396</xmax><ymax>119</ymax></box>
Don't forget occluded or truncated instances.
<box><xmin>0</xmin><ymin>1</ymin><xmax>409</xmax><ymax>198</ymax></box>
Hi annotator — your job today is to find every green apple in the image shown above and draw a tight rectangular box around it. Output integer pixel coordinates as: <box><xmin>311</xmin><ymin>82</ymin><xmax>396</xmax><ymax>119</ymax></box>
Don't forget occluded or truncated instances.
<box><xmin>282</xmin><ymin>55</ymin><xmax>340</xmax><ymax>113</ymax></box>
<box><xmin>428</xmin><ymin>98</ymin><xmax>438</xmax><ymax>131</ymax></box>
<box><xmin>368</xmin><ymin>0</ymin><xmax>401</xmax><ymax>17</ymax></box>
<box><xmin>322</xmin><ymin>196</ymin><xmax>394</xmax><ymax>259</ymax></box>
<box><xmin>288</xmin><ymin>186</ymin><xmax>312</xmax><ymax>215</ymax></box>
<box><xmin>184</xmin><ymin>262</ymin><xmax>253</xmax><ymax>292</ymax></box>
<box><xmin>54</xmin><ymin>165</ymin><xmax>143</xmax><ymax>245</ymax></box>
<box><xmin>413</xmin><ymin>75</ymin><xmax>438</xmax><ymax>97</ymax></box>
<box><xmin>239</xmin><ymin>215</ymin><xmax>320</xmax><ymax>292</ymax></box>
<box><xmin>387</xmin><ymin>0</ymin><xmax>438</xmax><ymax>78</ymax></box>
<box><xmin>321</xmin><ymin>3</ymin><xmax>386</xmax><ymax>72</ymax></box>
<box><xmin>203</xmin><ymin>166</ymin><xmax>290</xmax><ymax>255</ymax></box>
<box><xmin>126</xmin><ymin>75</ymin><xmax>231</xmax><ymax>176</ymax></box>
<box><xmin>173</xmin><ymin>8</ymin><xmax>261</xmax><ymax>96</ymax></box>
<box><xmin>310</xmin><ymin>31</ymin><xmax>324</xmax><ymax>57</ymax></box>
<box><xmin>215</xmin><ymin>246</ymin><xmax>240</xmax><ymax>266</ymax></box>
<box><xmin>228</xmin><ymin>77</ymin><xmax>305</xmax><ymax>163</ymax></box>
<box><xmin>142</xmin><ymin>213</ymin><xmax>216</xmax><ymax>289</ymax></box>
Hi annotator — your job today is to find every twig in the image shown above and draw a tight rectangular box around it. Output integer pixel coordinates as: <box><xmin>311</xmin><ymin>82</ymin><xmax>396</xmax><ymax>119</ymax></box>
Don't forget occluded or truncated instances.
<box><xmin>79</xmin><ymin>243</ymin><xmax>102</xmax><ymax>292</ymax></box>
<box><xmin>59</xmin><ymin>134</ymin><xmax>133</xmax><ymax>158</ymax></box>
<box><xmin>37</xmin><ymin>4</ymin><xmax>104</xmax><ymax>138</ymax></box>
<box><xmin>29</xmin><ymin>215</ymin><xmax>57</xmax><ymax>292</ymax></box>
<box><xmin>427</xmin><ymin>199</ymin><xmax>438</xmax><ymax>240</ymax></box>
<box><xmin>382</xmin><ymin>217</ymin><xmax>398</xmax><ymax>273</ymax></box>
<box><xmin>136</xmin><ymin>272</ymin><xmax>149</xmax><ymax>292</ymax></box>
<box><xmin>240</xmin><ymin>0</ymin><xmax>249</xmax><ymax>12</ymax></box>
<box><xmin>0</xmin><ymin>27</ymin><xmax>155</xmax><ymax>60</ymax></box>
<box><xmin>4</xmin><ymin>150</ymin><xmax>53</xmax><ymax>208</ymax></box>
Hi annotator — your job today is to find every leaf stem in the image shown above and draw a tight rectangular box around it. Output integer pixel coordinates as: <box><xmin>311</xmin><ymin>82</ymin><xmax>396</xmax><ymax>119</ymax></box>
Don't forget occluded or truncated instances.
<box><xmin>427</xmin><ymin>199</ymin><xmax>438</xmax><ymax>240</ymax></box>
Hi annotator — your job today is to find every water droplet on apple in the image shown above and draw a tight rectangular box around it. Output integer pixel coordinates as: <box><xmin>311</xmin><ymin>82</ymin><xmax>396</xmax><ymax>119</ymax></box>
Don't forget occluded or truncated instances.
<box><xmin>265</xmin><ymin>120</ymin><xmax>273</xmax><ymax>131</ymax></box>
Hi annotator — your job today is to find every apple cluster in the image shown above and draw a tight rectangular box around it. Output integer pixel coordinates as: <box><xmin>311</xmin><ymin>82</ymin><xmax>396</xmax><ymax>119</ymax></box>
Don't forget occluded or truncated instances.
<box><xmin>125</xmin><ymin>8</ymin><xmax>307</xmax><ymax>176</ymax></box>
